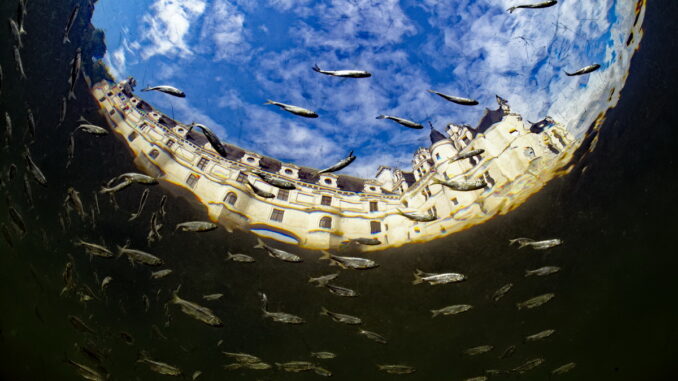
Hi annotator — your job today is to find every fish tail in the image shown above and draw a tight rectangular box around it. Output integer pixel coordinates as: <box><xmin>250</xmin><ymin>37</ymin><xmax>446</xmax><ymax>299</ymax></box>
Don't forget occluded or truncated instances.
<box><xmin>431</xmin><ymin>177</ymin><xmax>443</xmax><ymax>185</ymax></box>
<box><xmin>375</xmin><ymin>115</ymin><xmax>387</xmax><ymax>119</ymax></box>
<box><xmin>128</xmin><ymin>213</ymin><xmax>139</xmax><ymax>222</ymax></box>
<box><xmin>254</xmin><ymin>238</ymin><xmax>265</xmax><ymax>250</ymax></box>
<box><xmin>319</xmin><ymin>250</ymin><xmax>331</xmax><ymax>261</ymax></box>
<box><xmin>170</xmin><ymin>285</ymin><xmax>182</xmax><ymax>304</ymax></box>
<box><xmin>258</xmin><ymin>291</ymin><xmax>268</xmax><ymax>312</ymax></box>
<box><xmin>20</xmin><ymin>26</ymin><xmax>26</xmax><ymax>36</ymax></box>
<box><xmin>426</xmin><ymin>89</ymin><xmax>436</xmax><ymax>94</ymax></box>
<box><xmin>412</xmin><ymin>269</ymin><xmax>424</xmax><ymax>285</ymax></box>
<box><xmin>507</xmin><ymin>6</ymin><xmax>517</xmax><ymax>13</ymax></box>
<box><xmin>320</xmin><ymin>306</ymin><xmax>329</xmax><ymax>316</ymax></box>
<box><xmin>264</xmin><ymin>100</ymin><xmax>275</xmax><ymax>105</ymax></box>
<box><xmin>564</xmin><ymin>71</ymin><xmax>575</xmax><ymax>76</ymax></box>
<box><xmin>62</xmin><ymin>36</ymin><xmax>70</xmax><ymax>44</ymax></box>
<box><xmin>524</xmin><ymin>270</ymin><xmax>533</xmax><ymax>277</ymax></box>
<box><xmin>226</xmin><ymin>251</ymin><xmax>233</xmax><ymax>260</ymax></box>
<box><xmin>431</xmin><ymin>309</ymin><xmax>440</xmax><ymax>318</ymax></box>
<box><xmin>137</xmin><ymin>350</ymin><xmax>150</xmax><ymax>363</ymax></box>
<box><xmin>312</xmin><ymin>64</ymin><xmax>321</xmax><ymax>72</ymax></box>
<box><xmin>68</xmin><ymin>90</ymin><xmax>76</xmax><ymax>101</ymax></box>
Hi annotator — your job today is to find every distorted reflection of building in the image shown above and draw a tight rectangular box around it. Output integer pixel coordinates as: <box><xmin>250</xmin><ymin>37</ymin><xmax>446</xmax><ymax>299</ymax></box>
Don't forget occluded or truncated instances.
<box><xmin>93</xmin><ymin>79</ymin><xmax>573</xmax><ymax>250</ymax></box>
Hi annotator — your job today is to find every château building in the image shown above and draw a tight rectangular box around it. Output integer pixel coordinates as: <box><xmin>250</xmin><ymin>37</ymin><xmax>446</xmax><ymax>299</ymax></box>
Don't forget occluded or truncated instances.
<box><xmin>92</xmin><ymin>78</ymin><xmax>573</xmax><ymax>250</ymax></box>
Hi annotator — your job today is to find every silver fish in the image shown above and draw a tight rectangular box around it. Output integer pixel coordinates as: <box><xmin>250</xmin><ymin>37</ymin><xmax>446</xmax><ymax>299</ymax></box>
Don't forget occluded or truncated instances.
<box><xmin>25</xmin><ymin>107</ymin><xmax>35</xmax><ymax>142</ymax></box>
<box><xmin>311</xmin><ymin>351</ymin><xmax>336</xmax><ymax>359</ymax></box>
<box><xmin>9</xmin><ymin>19</ymin><xmax>23</xmax><ymax>49</ymax></box>
<box><xmin>68</xmin><ymin>315</ymin><xmax>95</xmax><ymax>334</ymax></box>
<box><xmin>358</xmin><ymin>329</ymin><xmax>387</xmax><ymax>344</ymax></box>
<box><xmin>396</xmin><ymin>209</ymin><xmax>437</xmax><ymax>222</ymax></box>
<box><xmin>308</xmin><ymin>272</ymin><xmax>339</xmax><ymax>287</ymax></box>
<box><xmin>170</xmin><ymin>287</ymin><xmax>223</xmax><ymax>327</ymax></box>
<box><xmin>313</xmin><ymin>366</ymin><xmax>332</xmax><ymax>377</ymax></box>
<box><xmin>432</xmin><ymin>177</ymin><xmax>486</xmax><ymax>191</ymax></box>
<box><xmin>158</xmin><ymin>194</ymin><xmax>167</xmax><ymax>218</ymax></box>
<box><xmin>9</xmin><ymin>207</ymin><xmax>26</xmax><ymax>236</ymax></box>
<box><xmin>57</xmin><ymin>96</ymin><xmax>67</xmax><ymax>127</ymax></box>
<box><xmin>431</xmin><ymin>304</ymin><xmax>473</xmax><ymax>317</ymax></box>
<box><xmin>151</xmin><ymin>269</ymin><xmax>173</xmax><ymax>279</ymax></box>
<box><xmin>247</xmin><ymin>180</ymin><xmax>275</xmax><ymax>198</ymax></box>
<box><xmin>509</xmin><ymin>237</ymin><xmax>563</xmax><ymax>250</ymax></box>
<box><xmin>224</xmin><ymin>361</ymin><xmax>271</xmax><ymax>370</ymax></box>
<box><xmin>137</xmin><ymin>351</ymin><xmax>182</xmax><ymax>376</ymax></box>
<box><xmin>188</xmin><ymin>123</ymin><xmax>228</xmax><ymax>159</ymax></box>
<box><xmin>17</xmin><ymin>1</ymin><xmax>27</xmax><ymax>34</ymax></box>
<box><xmin>276</xmin><ymin>361</ymin><xmax>316</xmax><ymax>372</ymax></box>
<box><xmin>427</xmin><ymin>89</ymin><xmax>478</xmax><ymax>105</ymax></box>
<box><xmin>202</xmin><ymin>293</ymin><xmax>223</xmax><ymax>301</ymax></box>
<box><xmin>226</xmin><ymin>251</ymin><xmax>255</xmax><ymax>263</ymax></box>
<box><xmin>146</xmin><ymin>211</ymin><xmax>163</xmax><ymax>246</ymax></box>
<box><xmin>63</xmin><ymin>5</ymin><xmax>79</xmax><ymax>44</ymax></box>
<box><xmin>376</xmin><ymin>114</ymin><xmax>423</xmax><ymax>129</ymax></box>
<box><xmin>251</xmin><ymin>170</ymin><xmax>296</xmax><ymax>189</ymax></box>
<box><xmin>259</xmin><ymin>292</ymin><xmax>304</xmax><ymax>324</ymax></box>
<box><xmin>117</xmin><ymin>245</ymin><xmax>164</xmax><ymax>266</ymax></box>
<box><xmin>60</xmin><ymin>261</ymin><xmax>75</xmax><ymax>295</ymax></box>
<box><xmin>525</xmin><ymin>266</ymin><xmax>560</xmax><ymax>277</ymax></box>
<box><xmin>68</xmin><ymin>48</ymin><xmax>81</xmax><ymax>100</ymax></box>
<box><xmin>192</xmin><ymin>371</ymin><xmax>202</xmax><ymax>380</ymax></box>
<box><xmin>511</xmin><ymin>358</ymin><xmax>544</xmax><ymax>374</ymax></box>
<box><xmin>116</xmin><ymin>172</ymin><xmax>158</xmax><ymax>184</ymax></box>
<box><xmin>24</xmin><ymin>147</ymin><xmax>46</xmax><ymax>186</ymax></box>
<box><xmin>325</xmin><ymin>283</ymin><xmax>358</xmax><ymax>297</ymax></box>
<box><xmin>449</xmin><ymin>149</ymin><xmax>485</xmax><ymax>162</ymax></box>
<box><xmin>516</xmin><ymin>293</ymin><xmax>555</xmax><ymax>310</ymax></box>
<box><xmin>22</xmin><ymin>173</ymin><xmax>33</xmax><ymax>207</ymax></box>
<box><xmin>412</xmin><ymin>269</ymin><xmax>466</xmax><ymax>285</ymax></box>
<box><xmin>507</xmin><ymin>0</ymin><xmax>557</xmax><ymax>13</ymax></box>
<box><xmin>66</xmin><ymin>133</ymin><xmax>75</xmax><ymax>168</ymax></box>
<box><xmin>551</xmin><ymin>362</ymin><xmax>576</xmax><ymax>375</ymax></box>
<box><xmin>129</xmin><ymin>188</ymin><xmax>150</xmax><ymax>221</ymax></box>
<box><xmin>254</xmin><ymin>238</ymin><xmax>302</xmax><ymax>262</ymax></box>
<box><xmin>320</xmin><ymin>251</ymin><xmax>378</xmax><ymax>270</ymax></box>
<box><xmin>377</xmin><ymin>365</ymin><xmax>415</xmax><ymax>374</ymax></box>
<box><xmin>317</xmin><ymin>151</ymin><xmax>357</xmax><ymax>174</ymax></box>
<box><xmin>141</xmin><ymin>85</ymin><xmax>185</xmax><ymax>97</ymax></box>
<box><xmin>320</xmin><ymin>306</ymin><xmax>361</xmax><ymax>325</ymax></box>
<box><xmin>525</xmin><ymin>329</ymin><xmax>555</xmax><ymax>341</ymax></box>
<box><xmin>265</xmin><ymin>100</ymin><xmax>318</xmax><ymax>118</ymax></box>
<box><xmin>499</xmin><ymin>345</ymin><xmax>516</xmax><ymax>359</ymax></box>
<box><xmin>4</xmin><ymin>112</ymin><xmax>12</xmax><ymax>145</ymax></box>
<box><xmin>341</xmin><ymin>237</ymin><xmax>380</xmax><ymax>246</ymax></box>
<box><xmin>312</xmin><ymin>64</ymin><xmax>371</xmax><ymax>78</ymax></box>
<box><xmin>222</xmin><ymin>352</ymin><xmax>262</xmax><ymax>364</ymax></box>
<box><xmin>65</xmin><ymin>187</ymin><xmax>86</xmax><ymax>220</ymax></box>
<box><xmin>100</xmin><ymin>276</ymin><xmax>112</xmax><ymax>290</ymax></box>
<box><xmin>492</xmin><ymin>283</ymin><xmax>513</xmax><ymax>302</ymax></box>
<box><xmin>75</xmin><ymin>240</ymin><xmax>113</xmax><ymax>258</ymax></box>
<box><xmin>1</xmin><ymin>223</ymin><xmax>13</xmax><ymax>248</ymax></box>
<box><xmin>464</xmin><ymin>377</ymin><xmax>488</xmax><ymax>381</ymax></box>
<box><xmin>175</xmin><ymin>221</ymin><xmax>218</xmax><ymax>232</ymax></box>
<box><xmin>463</xmin><ymin>345</ymin><xmax>494</xmax><ymax>356</ymax></box>
<box><xmin>66</xmin><ymin>357</ymin><xmax>106</xmax><ymax>381</ymax></box>
<box><xmin>75</xmin><ymin>124</ymin><xmax>108</xmax><ymax>135</ymax></box>
<box><xmin>565</xmin><ymin>63</ymin><xmax>601</xmax><ymax>76</ymax></box>
<box><xmin>12</xmin><ymin>46</ymin><xmax>25</xmax><ymax>80</ymax></box>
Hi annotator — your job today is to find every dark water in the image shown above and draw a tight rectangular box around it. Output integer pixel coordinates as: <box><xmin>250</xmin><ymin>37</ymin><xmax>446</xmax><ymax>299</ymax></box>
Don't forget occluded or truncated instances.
<box><xmin>1</xmin><ymin>0</ymin><xmax>677</xmax><ymax>380</ymax></box>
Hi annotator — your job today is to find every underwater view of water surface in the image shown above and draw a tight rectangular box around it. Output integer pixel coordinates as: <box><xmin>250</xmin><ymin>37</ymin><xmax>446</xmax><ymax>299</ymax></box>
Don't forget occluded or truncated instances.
<box><xmin>1</xmin><ymin>0</ymin><xmax>677</xmax><ymax>380</ymax></box>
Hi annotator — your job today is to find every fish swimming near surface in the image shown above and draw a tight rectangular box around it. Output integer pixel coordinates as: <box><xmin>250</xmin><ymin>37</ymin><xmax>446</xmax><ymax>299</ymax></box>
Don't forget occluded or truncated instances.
<box><xmin>68</xmin><ymin>48</ymin><xmax>82</xmax><ymax>100</ymax></box>
<box><xmin>250</xmin><ymin>170</ymin><xmax>296</xmax><ymax>189</ymax></box>
<box><xmin>511</xmin><ymin>358</ymin><xmax>545</xmax><ymax>374</ymax></box>
<box><xmin>158</xmin><ymin>194</ymin><xmax>167</xmax><ymax>218</ymax></box>
<box><xmin>151</xmin><ymin>269</ymin><xmax>173</xmax><ymax>279</ymax></box>
<box><xmin>100</xmin><ymin>276</ymin><xmax>113</xmax><ymax>291</ymax></box>
<box><xmin>24</xmin><ymin>147</ymin><xmax>46</xmax><ymax>186</ymax></box>
<box><xmin>341</xmin><ymin>237</ymin><xmax>381</xmax><ymax>246</ymax></box>
<box><xmin>499</xmin><ymin>345</ymin><xmax>517</xmax><ymax>359</ymax></box>
<box><xmin>320</xmin><ymin>306</ymin><xmax>362</xmax><ymax>325</ymax></box>
<box><xmin>202</xmin><ymin>293</ymin><xmax>223</xmax><ymax>301</ymax></box>
<box><xmin>128</xmin><ymin>188</ymin><xmax>150</xmax><ymax>221</ymax></box>
<box><xmin>412</xmin><ymin>269</ymin><xmax>466</xmax><ymax>285</ymax></box>
<box><xmin>449</xmin><ymin>149</ymin><xmax>485</xmax><ymax>162</ymax></box>
<box><xmin>65</xmin><ymin>356</ymin><xmax>106</xmax><ymax>380</ymax></box>
<box><xmin>275</xmin><ymin>361</ymin><xmax>316</xmax><ymax>373</ymax></box>
<box><xmin>463</xmin><ymin>345</ymin><xmax>494</xmax><ymax>356</ymax></box>
<box><xmin>516</xmin><ymin>293</ymin><xmax>555</xmax><ymax>310</ymax></box>
<box><xmin>9</xmin><ymin>207</ymin><xmax>26</xmax><ymax>237</ymax></box>
<box><xmin>226</xmin><ymin>251</ymin><xmax>255</xmax><ymax>263</ymax></box>
<box><xmin>310</xmin><ymin>351</ymin><xmax>336</xmax><ymax>360</ymax></box>
<box><xmin>524</xmin><ymin>266</ymin><xmax>560</xmax><ymax>277</ymax></box>
<box><xmin>17</xmin><ymin>0</ymin><xmax>28</xmax><ymax>34</ymax></box>
<box><xmin>141</xmin><ymin>85</ymin><xmax>186</xmax><ymax>97</ymax></box>
<box><xmin>396</xmin><ymin>209</ymin><xmax>437</xmax><ymax>222</ymax></box>
<box><xmin>65</xmin><ymin>133</ymin><xmax>75</xmax><ymax>168</ymax></box>
<box><xmin>57</xmin><ymin>96</ymin><xmax>67</xmax><ymax>128</ymax></box>
<box><xmin>146</xmin><ymin>212</ymin><xmax>163</xmax><ymax>246</ymax></box>
<box><xmin>254</xmin><ymin>238</ymin><xmax>302</xmax><ymax>262</ymax></box>
<box><xmin>507</xmin><ymin>0</ymin><xmax>558</xmax><ymax>13</ymax></box>
<box><xmin>75</xmin><ymin>240</ymin><xmax>114</xmax><ymax>258</ymax></box>
<box><xmin>4</xmin><ymin>112</ymin><xmax>12</xmax><ymax>144</ymax></box>
<box><xmin>9</xmin><ymin>19</ymin><xmax>23</xmax><ymax>49</ymax></box>
<box><xmin>22</xmin><ymin>173</ymin><xmax>33</xmax><ymax>207</ymax></box>
<box><xmin>259</xmin><ymin>292</ymin><xmax>305</xmax><ymax>324</ymax></box>
<box><xmin>325</xmin><ymin>284</ymin><xmax>358</xmax><ymax>297</ymax></box>
<box><xmin>565</xmin><ymin>63</ymin><xmax>601</xmax><ymax>76</ymax></box>
<box><xmin>137</xmin><ymin>351</ymin><xmax>182</xmax><ymax>376</ymax></box>
<box><xmin>320</xmin><ymin>251</ymin><xmax>378</xmax><ymax>270</ymax></box>
<box><xmin>358</xmin><ymin>329</ymin><xmax>387</xmax><ymax>344</ymax></box>
<box><xmin>509</xmin><ymin>237</ymin><xmax>563</xmax><ymax>250</ymax></box>
<box><xmin>100</xmin><ymin>173</ymin><xmax>157</xmax><ymax>194</ymax></box>
<box><xmin>175</xmin><ymin>221</ymin><xmax>218</xmax><ymax>232</ymax></box>
<box><xmin>222</xmin><ymin>351</ymin><xmax>263</xmax><ymax>364</ymax></box>
<box><xmin>188</xmin><ymin>123</ymin><xmax>228</xmax><ymax>159</ymax></box>
<box><xmin>265</xmin><ymin>100</ymin><xmax>318</xmax><ymax>118</ymax></box>
<box><xmin>170</xmin><ymin>286</ymin><xmax>223</xmax><ymax>327</ymax></box>
<box><xmin>117</xmin><ymin>244</ymin><xmax>163</xmax><ymax>266</ymax></box>
<box><xmin>317</xmin><ymin>151</ymin><xmax>356</xmax><ymax>174</ymax></box>
<box><xmin>376</xmin><ymin>115</ymin><xmax>423</xmax><ymax>129</ymax></box>
<box><xmin>63</xmin><ymin>5</ymin><xmax>79</xmax><ymax>44</ymax></box>
<box><xmin>428</xmin><ymin>89</ymin><xmax>479</xmax><ymax>105</ymax></box>
<box><xmin>377</xmin><ymin>365</ymin><xmax>416</xmax><ymax>375</ymax></box>
<box><xmin>64</xmin><ymin>187</ymin><xmax>86</xmax><ymax>220</ymax></box>
<box><xmin>74</xmin><ymin>124</ymin><xmax>108</xmax><ymax>136</ymax></box>
<box><xmin>312</xmin><ymin>64</ymin><xmax>371</xmax><ymax>78</ymax></box>
<box><xmin>525</xmin><ymin>329</ymin><xmax>555</xmax><ymax>342</ymax></box>
<box><xmin>492</xmin><ymin>283</ymin><xmax>513</xmax><ymax>301</ymax></box>
<box><xmin>308</xmin><ymin>272</ymin><xmax>340</xmax><ymax>287</ymax></box>
<box><xmin>13</xmin><ymin>46</ymin><xmax>26</xmax><ymax>80</ymax></box>
<box><xmin>431</xmin><ymin>304</ymin><xmax>473</xmax><ymax>317</ymax></box>
<box><xmin>25</xmin><ymin>107</ymin><xmax>36</xmax><ymax>142</ymax></box>
<box><xmin>246</xmin><ymin>180</ymin><xmax>275</xmax><ymax>199</ymax></box>
<box><xmin>432</xmin><ymin>177</ymin><xmax>487</xmax><ymax>191</ymax></box>
<box><xmin>551</xmin><ymin>362</ymin><xmax>576</xmax><ymax>375</ymax></box>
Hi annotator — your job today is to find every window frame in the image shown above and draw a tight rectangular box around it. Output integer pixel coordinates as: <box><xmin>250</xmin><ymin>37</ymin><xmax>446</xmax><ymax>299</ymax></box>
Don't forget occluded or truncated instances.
<box><xmin>270</xmin><ymin>208</ymin><xmax>284</xmax><ymax>223</ymax></box>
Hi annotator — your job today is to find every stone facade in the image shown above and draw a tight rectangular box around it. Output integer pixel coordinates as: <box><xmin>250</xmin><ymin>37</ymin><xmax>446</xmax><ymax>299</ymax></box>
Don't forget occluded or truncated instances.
<box><xmin>92</xmin><ymin>79</ymin><xmax>573</xmax><ymax>250</ymax></box>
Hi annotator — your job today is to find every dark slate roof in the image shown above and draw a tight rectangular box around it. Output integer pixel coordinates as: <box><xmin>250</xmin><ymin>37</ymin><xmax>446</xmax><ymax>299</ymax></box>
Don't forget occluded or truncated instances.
<box><xmin>430</xmin><ymin>126</ymin><xmax>447</xmax><ymax>144</ymax></box>
<box><xmin>402</xmin><ymin>172</ymin><xmax>416</xmax><ymax>186</ymax></box>
<box><xmin>475</xmin><ymin>106</ymin><xmax>505</xmax><ymax>134</ymax></box>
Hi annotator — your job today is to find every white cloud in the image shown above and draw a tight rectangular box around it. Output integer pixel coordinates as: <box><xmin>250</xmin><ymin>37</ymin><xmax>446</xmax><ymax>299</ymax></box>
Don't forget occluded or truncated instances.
<box><xmin>198</xmin><ymin>0</ymin><xmax>251</xmax><ymax>61</ymax></box>
<box><xmin>139</xmin><ymin>0</ymin><xmax>207</xmax><ymax>60</ymax></box>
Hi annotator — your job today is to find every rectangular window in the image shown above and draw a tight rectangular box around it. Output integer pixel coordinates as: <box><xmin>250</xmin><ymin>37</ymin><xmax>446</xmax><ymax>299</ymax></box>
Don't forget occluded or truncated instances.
<box><xmin>370</xmin><ymin>221</ymin><xmax>381</xmax><ymax>234</ymax></box>
<box><xmin>435</xmin><ymin>153</ymin><xmax>441</xmax><ymax>160</ymax></box>
<box><xmin>166</xmin><ymin>139</ymin><xmax>175</xmax><ymax>148</ymax></box>
<box><xmin>321</xmin><ymin>195</ymin><xmax>332</xmax><ymax>206</ymax></box>
<box><xmin>451</xmin><ymin>197</ymin><xmax>459</xmax><ymax>206</ymax></box>
<box><xmin>186</xmin><ymin>173</ymin><xmax>200</xmax><ymax>188</ymax></box>
<box><xmin>197</xmin><ymin>157</ymin><xmax>209</xmax><ymax>170</ymax></box>
<box><xmin>236</xmin><ymin>172</ymin><xmax>247</xmax><ymax>183</ymax></box>
<box><xmin>369</xmin><ymin>201</ymin><xmax>378</xmax><ymax>212</ymax></box>
<box><xmin>127</xmin><ymin>131</ymin><xmax>138</xmax><ymax>142</ymax></box>
<box><xmin>139</xmin><ymin>123</ymin><xmax>148</xmax><ymax>131</ymax></box>
<box><xmin>270</xmin><ymin>209</ymin><xmax>284</xmax><ymax>222</ymax></box>
<box><xmin>277</xmin><ymin>189</ymin><xmax>289</xmax><ymax>201</ymax></box>
<box><xmin>430</xmin><ymin>206</ymin><xmax>438</xmax><ymax>218</ymax></box>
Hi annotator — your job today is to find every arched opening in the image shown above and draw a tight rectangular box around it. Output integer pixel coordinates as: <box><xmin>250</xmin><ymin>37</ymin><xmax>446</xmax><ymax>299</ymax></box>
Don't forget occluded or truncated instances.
<box><xmin>224</xmin><ymin>192</ymin><xmax>237</xmax><ymax>206</ymax></box>
<box><xmin>149</xmin><ymin>149</ymin><xmax>160</xmax><ymax>159</ymax></box>
<box><xmin>319</xmin><ymin>216</ymin><xmax>332</xmax><ymax>229</ymax></box>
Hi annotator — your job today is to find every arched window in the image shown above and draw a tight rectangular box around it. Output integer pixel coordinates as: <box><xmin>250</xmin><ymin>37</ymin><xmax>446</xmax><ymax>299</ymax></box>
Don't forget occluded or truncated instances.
<box><xmin>224</xmin><ymin>192</ymin><xmax>237</xmax><ymax>206</ymax></box>
<box><xmin>319</xmin><ymin>216</ymin><xmax>332</xmax><ymax>229</ymax></box>
<box><xmin>149</xmin><ymin>149</ymin><xmax>160</xmax><ymax>159</ymax></box>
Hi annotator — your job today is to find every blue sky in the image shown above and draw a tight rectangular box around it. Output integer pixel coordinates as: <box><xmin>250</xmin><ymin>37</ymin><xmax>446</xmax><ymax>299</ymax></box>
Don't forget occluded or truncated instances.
<box><xmin>93</xmin><ymin>0</ymin><xmax>635</xmax><ymax>178</ymax></box>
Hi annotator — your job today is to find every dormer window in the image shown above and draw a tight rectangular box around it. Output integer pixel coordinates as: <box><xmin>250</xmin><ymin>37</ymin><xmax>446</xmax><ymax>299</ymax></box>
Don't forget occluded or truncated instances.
<box><xmin>321</xmin><ymin>195</ymin><xmax>332</xmax><ymax>206</ymax></box>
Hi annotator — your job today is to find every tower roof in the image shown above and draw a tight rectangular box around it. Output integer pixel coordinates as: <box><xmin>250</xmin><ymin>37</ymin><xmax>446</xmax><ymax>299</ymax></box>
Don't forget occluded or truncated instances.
<box><xmin>429</xmin><ymin>126</ymin><xmax>447</xmax><ymax>144</ymax></box>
